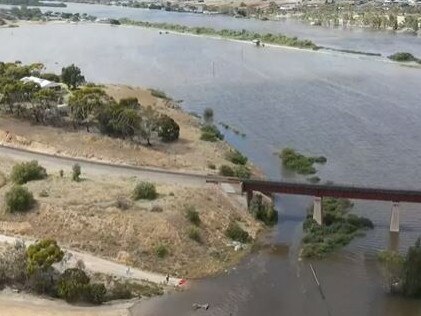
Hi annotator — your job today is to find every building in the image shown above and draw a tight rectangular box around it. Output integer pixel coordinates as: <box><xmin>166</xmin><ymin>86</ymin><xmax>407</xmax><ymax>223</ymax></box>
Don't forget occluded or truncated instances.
<box><xmin>20</xmin><ymin>76</ymin><xmax>61</xmax><ymax>89</ymax></box>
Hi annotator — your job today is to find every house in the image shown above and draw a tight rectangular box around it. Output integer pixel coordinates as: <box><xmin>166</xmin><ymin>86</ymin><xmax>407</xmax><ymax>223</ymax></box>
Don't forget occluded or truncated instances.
<box><xmin>20</xmin><ymin>76</ymin><xmax>61</xmax><ymax>89</ymax></box>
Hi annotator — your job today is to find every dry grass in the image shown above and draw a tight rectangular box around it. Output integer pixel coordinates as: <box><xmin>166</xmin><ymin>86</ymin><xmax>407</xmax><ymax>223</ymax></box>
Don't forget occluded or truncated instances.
<box><xmin>0</xmin><ymin>84</ymin><xmax>237</xmax><ymax>173</ymax></box>
<box><xmin>0</xmin><ymin>157</ymin><xmax>262</xmax><ymax>278</ymax></box>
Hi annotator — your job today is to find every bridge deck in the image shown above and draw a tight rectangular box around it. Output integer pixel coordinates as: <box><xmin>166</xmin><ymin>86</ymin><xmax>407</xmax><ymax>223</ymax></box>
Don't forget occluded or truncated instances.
<box><xmin>242</xmin><ymin>180</ymin><xmax>421</xmax><ymax>203</ymax></box>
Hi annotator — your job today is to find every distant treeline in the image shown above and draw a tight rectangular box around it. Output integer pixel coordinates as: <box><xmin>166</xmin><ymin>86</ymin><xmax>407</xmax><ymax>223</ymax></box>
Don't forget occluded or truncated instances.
<box><xmin>119</xmin><ymin>18</ymin><xmax>319</xmax><ymax>50</ymax></box>
<box><xmin>0</xmin><ymin>0</ymin><xmax>66</xmax><ymax>7</ymax></box>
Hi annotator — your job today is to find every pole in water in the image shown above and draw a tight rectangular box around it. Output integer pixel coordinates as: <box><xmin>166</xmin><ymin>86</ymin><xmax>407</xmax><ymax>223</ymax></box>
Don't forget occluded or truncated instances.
<box><xmin>309</xmin><ymin>264</ymin><xmax>332</xmax><ymax>316</ymax></box>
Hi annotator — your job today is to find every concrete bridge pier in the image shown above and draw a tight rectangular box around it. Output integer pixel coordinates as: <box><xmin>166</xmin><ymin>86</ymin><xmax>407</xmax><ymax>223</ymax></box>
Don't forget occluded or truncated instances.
<box><xmin>313</xmin><ymin>196</ymin><xmax>323</xmax><ymax>225</ymax></box>
<box><xmin>390</xmin><ymin>202</ymin><xmax>400</xmax><ymax>233</ymax></box>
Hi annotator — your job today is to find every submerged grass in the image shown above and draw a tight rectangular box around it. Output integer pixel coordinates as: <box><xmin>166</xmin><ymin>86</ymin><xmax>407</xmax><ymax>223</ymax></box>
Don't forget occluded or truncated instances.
<box><xmin>301</xmin><ymin>197</ymin><xmax>374</xmax><ymax>258</ymax></box>
<box><xmin>279</xmin><ymin>147</ymin><xmax>326</xmax><ymax>175</ymax></box>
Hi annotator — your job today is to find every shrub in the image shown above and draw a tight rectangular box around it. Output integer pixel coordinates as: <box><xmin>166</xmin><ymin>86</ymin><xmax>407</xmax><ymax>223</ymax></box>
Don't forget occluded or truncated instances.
<box><xmin>187</xmin><ymin>227</ymin><xmax>202</xmax><ymax>243</ymax></box>
<box><xmin>225</xmin><ymin>222</ymin><xmax>250</xmax><ymax>243</ymax></box>
<box><xmin>279</xmin><ymin>148</ymin><xmax>317</xmax><ymax>175</ymax></box>
<box><xmin>207</xmin><ymin>163</ymin><xmax>216</xmax><ymax>170</ymax></box>
<box><xmin>226</xmin><ymin>150</ymin><xmax>248</xmax><ymax>165</ymax></box>
<box><xmin>86</xmin><ymin>283</ymin><xmax>107</xmax><ymax>305</ymax></box>
<box><xmin>203</xmin><ymin>107</ymin><xmax>214</xmax><ymax>124</ymax></box>
<box><xmin>219</xmin><ymin>165</ymin><xmax>234</xmax><ymax>177</ymax></box>
<box><xmin>234</xmin><ymin>165</ymin><xmax>251</xmax><ymax>179</ymax></box>
<box><xmin>59</xmin><ymin>170</ymin><xmax>64</xmax><ymax>178</ymax></box>
<box><xmin>200</xmin><ymin>125</ymin><xmax>224</xmax><ymax>142</ymax></box>
<box><xmin>116</xmin><ymin>196</ymin><xmax>132</xmax><ymax>210</ymax></box>
<box><xmin>11</xmin><ymin>161</ymin><xmax>47</xmax><ymax>184</ymax></box>
<box><xmin>5</xmin><ymin>185</ymin><xmax>35</xmax><ymax>213</ymax></box>
<box><xmin>157</xmin><ymin>115</ymin><xmax>180</xmax><ymax>142</ymax></box>
<box><xmin>249</xmin><ymin>194</ymin><xmax>278</xmax><ymax>226</ymax></box>
<box><xmin>185</xmin><ymin>206</ymin><xmax>201</xmax><ymax>226</ymax></box>
<box><xmin>150</xmin><ymin>205</ymin><xmax>163</xmax><ymax>212</ymax></box>
<box><xmin>132</xmin><ymin>182</ymin><xmax>158</xmax><ymax>200</ymax></box>
<box><xmin>26</xmin><ymin>239</ymin><xmax>64</xmax><ymax>275</ymax></box>
<box><xmin>109</xmin><ymin>282</ymin><xmax>133</xmax><ymax>300</ymax></box>
<box><xmin>149</xmin><ymin>89</ymin><xmax>171</xmax><ymax>100</ymax></box>
<box><xmin>388</xmin><ymin>52</ymin><xmax>418</xmax><ymax>62</ymax></box>
<box><xmin>155</xmin><ymin>244</ymin><xmax>168</xmax><ymax>258</ymax></box>
<box><xmin>57</xmin><ymin>268</ymin><xmax>90</xmax><ymax>303</ymax></box>
<box><xmin>72</xmin><ymin>164</ymin><xmax>81</xmax><ymax>182</ymax></box>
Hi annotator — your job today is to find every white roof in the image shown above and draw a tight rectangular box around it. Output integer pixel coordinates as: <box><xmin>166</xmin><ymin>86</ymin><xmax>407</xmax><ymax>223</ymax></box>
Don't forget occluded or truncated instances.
<box><xmin>20</xmin><ymin>76</ymin><xmax>60</xmax><ymax>89</ymax></box>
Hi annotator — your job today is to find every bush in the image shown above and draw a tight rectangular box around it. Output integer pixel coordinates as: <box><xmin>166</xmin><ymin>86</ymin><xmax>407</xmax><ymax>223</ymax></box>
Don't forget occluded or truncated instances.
<box><xmin>279</xmin><ymin>148</ymin><xmax>317</xmax><ymax>175</ymax></box>
<box><xmin>57</xmin><ymin>268</ymin><xmax>90</xmax><ymax>303</ymax></box>
<box><xmin>249</xmin><ymin>194</ymin><xmax>278</xmax><ymax>226</ymax></box>
<box><xmin>226</xmin><ymin>150</ymin><xmax>248</xmax><ymax>165</ymax></box>
<box><xmin>207</xmin><ymin>163</ymin><xmax>216</xmax><ymax>170</ymax></box>
<box><xmin>200</xmin><ymin>125</ymin><xmax>224</xmax><ymax>142</ymax></box>
<box><xmin>187</xmin><ymin>227</ymin><xmax>202</xmax><ymax>243</ymax></box>
<box><xmin>132</xmin><ymin>182</ymin><xmax>157</xmax><ymax>200</ymax></box>
<box><xmin>149</xmin><ymin>89</ymin><xmax>171</xmax><ymax>100</ymax></box>
<box><xmin>155</xmin><ymin>244</ymin><xmax>168</xmax><ymax>258</ymax></box>
<box><xmin>219</xmin><ymin>165</ymin><xmax>234</xmax><ymax>177</ymax></box>
<box><xmin>234</xmin><ymin>165</ymin><xmax>251</xmax><ymax>179</ymax></box>
<box><xmin>225</xmin><ymin>222</ymin><xmax>250</xmax><ymax>243</ymax></box>
<box><xmin>157</xmin><ymin>115</ymin><xmax>180</xmax><ymax>142</ymax></box>
<box><xmin>5</xmin><ymin>185</ymin><xmax>35</xmax><ymax>213</ymax></box>
<box><xmin>11</xmin><ymin>161</ymin><xmax>47</xmax><ymax>184</ymax></box>
<box><xmin>185</xmin><ymin>206</ymin><xmax>200</xmax><ymax>226</ymax></box>
<box><xmin>86</xmin><ymin>283</ymin><xmax>107</xmax><ymax>305</ymax></box>
<box><xmin>72</xmin><ymin>164</ymin><xmax>81</xmax><ymax>182</ymax></box>
<box><xmin>388</xmin><ymin>52</ymin><xmax>418</xmax><ymax>62</ymax></box>
<box><xmin>109</xmin><ymin>282</ymin><xmax>133</xmax><ymax>300</ymax></box>
<box><xmin>115</xmin><ymin>196</ymin><xmax>132</xmax><ymax>210</ymax></box>
<box><xmin>203</xmin><ymin>107</ymin><xmax>213</xmax><ymax>123</ymax></box>
<box><xmin>150</xmin><ymin>205</ymin><xmax>163</xmax><ymax>212</ymax></box>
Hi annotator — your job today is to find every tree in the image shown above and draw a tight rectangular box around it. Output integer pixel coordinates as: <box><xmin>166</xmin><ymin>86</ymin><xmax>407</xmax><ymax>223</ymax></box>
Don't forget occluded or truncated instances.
<box><xmin>139</xmin><ymin>106</ymin><xmax>158</xmax><ymax>146</ymax></box>
<box><xmin>157</xmin><ymin>114</ymin><xmax>179</xmax><ymax>142</ymax></box>
<box><xmin>68</xmin><ymin>87</ymin><xmax>112</xmax><ymax>131</ymax></box>
<box><xmin>5</xmin><ymin>185</ymin><xmax>35</xmax><ymax>213</ymax></box>
<box><xmin>26</xmin><ymin>239</ymin><xmax>64</xmax><ymax>275</ymax></box>
<box><xmin>31</xmin><ymin>89</ymin><xmax>58</xmax><ymax>123</ymax></box>
<box><xmin>61</xmin><ymin>64</ymin><xmax>85</xmax><ymax>89</ymax></box>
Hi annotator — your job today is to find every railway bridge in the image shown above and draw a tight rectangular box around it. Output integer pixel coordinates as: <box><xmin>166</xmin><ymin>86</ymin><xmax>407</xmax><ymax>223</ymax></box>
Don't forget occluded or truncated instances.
<box><xmin>241</xmin><ymin>180</ymin><xmax>421</xmax><ymax>232</ymax></box>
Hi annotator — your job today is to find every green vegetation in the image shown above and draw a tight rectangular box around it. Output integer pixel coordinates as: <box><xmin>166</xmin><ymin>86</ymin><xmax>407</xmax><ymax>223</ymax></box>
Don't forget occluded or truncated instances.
<box><xmin>61</xmin><ymin>64</ymin><xmax>85</xmax><ymax>89</ymax></box>
<box><xmin>0</xmin><ymin>62</ymin><xmax>180</xmax><ymax>147</ymax></box>
<box><xmin>379</xmin><ymin>238</ymin><xmax>421</xmax><ymax>297</ymax></box>
<box><xmin>207</xmin><ymin>162</ymin><xmax>216</xmax><ymax>170</ymax></box>
<box><xmin>388</xmin><ymin>52</ymin><xmax>421</xmax><ymax>64</ymax></box>
<box><xmin>203</xmin><ymin>107</ymin><xmax>214</xmax><ymax>124</ymax></box>
<box><xmin>301</xmin><ymin>198</ymin><xmax>373</xmax><ymax>258</ymax></box>
<box><xmin>219</xmin><ymin>165</ymin><xmax>234</xmax><ymax>177</ymax></box>
<box><xmin>187</xmin><ymin>227</ymin><xmax>202</xmax><ymax>243</ymax></box>
<box><xmin>72</xmin><ymin>164</ymin><xmax>81</xmax><ymax>182</ymax></box>
<box><xmin>155</xmin><ymin>244</ymin><xmax>168</xmax><ymax>258</ymax></box>
<box><xmin>132</xmin><ymin>182</ymin><xmax>158</xmax><ymax>200</ymax></box>
<box><xmin>11</xmin><ymin>160</ymin><xmax>47</xmax><ymax>184</ymax></box>
<box><xmin>185</xmin><ymin>205</ymin><xmax>201</xmax><ymax>226</ymax></box>
<box><xmin>200</xmin><ymin>124</ymin><xmax>224</xmax><ymax>142</ymax></box>
<box><xmin>26</xmin><ymin>239</ymin><xmax>64</xmax><ymax>275</ymax></box>
<box><xmin>108</xmin><ymin>280</ymin><xmax>163</xmax><ymax>300</ymax></box>
<box><xmin>226</xmin><ymin>149</ymin><xmax>248</xmax><ymax>165</ymax></box>
<box><xmin>280</xmin><ymin>148</ymin><xmax>326</xmax><ymax>175</ymax></box>
<box><xmin>0</xmin><ymin>0</ymin><xmax>66</xmax><ymax>6</ymax></box>
<box><xmin>225</xmin><ymin>222</ymin><xmax>250</xmax><ymax>243</ymax></box>
<box><xmin>157</xmin><ymin>114</ymin><xmax>180</xmax><ymax>142</ymax></box>
<box><xmin>233</xmin><ymin>165</ymin><xmax>251</xmax><ymax>179</ymax></box>
<box><xmin>120</xmin><ymin>19</ymin><xmax>319</xmax><ymax>50</ymax></box>
<box><xmin>5</xmin><ymin>185</ymin><xmax>35</xmax><ymax>213</ymax></box>
<box><xmin>249</xmin><ymin>194</ymin><xmax>278</xmax><ymax>226</ymax></box>
<box><xmin>149</xmin><ymin>88</ymin><xmax>172</xmax><ymax>100</ymax></box>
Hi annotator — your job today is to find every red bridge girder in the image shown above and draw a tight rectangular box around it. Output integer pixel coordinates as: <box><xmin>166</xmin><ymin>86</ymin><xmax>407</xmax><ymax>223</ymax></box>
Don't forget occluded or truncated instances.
<box><xmin>242</xmin><ymin>180</ymin><xmax>421</xmax><ymax>203</ymax></box>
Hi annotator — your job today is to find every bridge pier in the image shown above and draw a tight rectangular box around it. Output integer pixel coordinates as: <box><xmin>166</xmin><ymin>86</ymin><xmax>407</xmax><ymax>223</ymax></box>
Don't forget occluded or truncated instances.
<box><xmin>313</xmin><ymin>196</ymin><xmax>323</xmax><ymax>225</ymax></box>
<box><xmin>390</xmin><ymin>202</ymin><xmax>400</xmax><ymax>233</ymax></box>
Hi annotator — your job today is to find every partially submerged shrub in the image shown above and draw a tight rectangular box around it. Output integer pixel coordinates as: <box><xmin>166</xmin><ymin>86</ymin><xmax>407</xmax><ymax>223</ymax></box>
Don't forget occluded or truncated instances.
<box><xmin>185</xmin><ymin>206</ymin><xmax>201</xmax><ymax>226</ymax></box>
<box><xmin>226</xmin><ymin>150</ymin><xmax>248</xmax><ymax>165</ymax></box>
<box><xmin>149</xmin><ymin>89</ymin><xmax>171</xmax><ymax>100</ymax></box>
<box><xmin>388</xmin><ymin>52</ymin><xmax>419</xmax><ymax>63</ymax></box>
<box><xmin>200</xmin><ymin>125</ymin><xmax>224</xmax><ymax>142</ymax></box>
<box><xmin>132</xmin><ymin>182</ymin><xmax>158</xmax><ymax>200</ymax></box>
<box><xmin>225</xmin><ymin>222</ymin><xmax>250</xmax><ymax>243</ymax></box>
<box><xmin>5</xmin><ymin>185</ymin><xmax>35</xmax><ymax>213</ymax></box>
<box><xmin>187</xmin><ymin>227</ymin><xmax>202</xmax><ymax>243</ymax></box>
<box><xmin>11</xmin><ymin>160</ymin><xmax>47</xmax><ymax>184</ymax></box>
<box><xmin>203</xmin><ymin>107</ymin><xmax>214</xmax><ymax>124</ymax></box>
<box><xmin>249</xmin><ymin>194</ymin><xmax>278</xmax><ymax>226</ymax></box>
<box><xmin>219</xmin><ymin>165</ymin><xmax>234</xmax><ymax>177</ymax></box>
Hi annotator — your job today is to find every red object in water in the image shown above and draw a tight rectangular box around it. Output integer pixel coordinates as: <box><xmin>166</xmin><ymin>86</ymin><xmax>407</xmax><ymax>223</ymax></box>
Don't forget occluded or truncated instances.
<box><xmin>178</xmin><ymin>279</ymin><xmax>187</xmax><ymax>286</ymax></box>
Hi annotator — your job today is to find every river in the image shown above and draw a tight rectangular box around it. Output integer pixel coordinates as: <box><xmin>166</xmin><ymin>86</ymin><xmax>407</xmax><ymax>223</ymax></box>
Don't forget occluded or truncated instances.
<box><xmin>1</xmin><ymin>6</ymin><xmax>421</xmax><ymax>315</ymax></box>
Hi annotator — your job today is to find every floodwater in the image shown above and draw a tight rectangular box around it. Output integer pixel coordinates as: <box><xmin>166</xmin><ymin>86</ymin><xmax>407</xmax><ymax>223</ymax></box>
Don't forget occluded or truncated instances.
<box><xmin>1</xmin><ymin>13</ymin><xmax>421</xmax><ymax>316</ymax></box>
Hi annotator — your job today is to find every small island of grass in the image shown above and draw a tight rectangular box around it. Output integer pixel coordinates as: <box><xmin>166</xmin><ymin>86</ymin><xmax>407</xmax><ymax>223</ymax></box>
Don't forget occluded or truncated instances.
<box><xmin>388</xmin><ymin>52</ymin><xmax>421</xmax><ymax>64</ymax></box>
<box><xmin>279</xmin><ymin>147</ymin><xmax>326</xmax><ymax>175</ymax></box>
<box><xmin>301</xmin><ymin>198</ymin><xmax>374</xmax><ymax>258</ymax></box>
